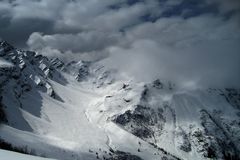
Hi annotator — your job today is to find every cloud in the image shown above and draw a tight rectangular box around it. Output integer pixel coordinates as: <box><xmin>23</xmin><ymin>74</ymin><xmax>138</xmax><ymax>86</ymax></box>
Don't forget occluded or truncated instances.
<box><xmin>102</xmin><ymin>15</ymin><xmax>240</xmax><ymax>88</ymax></box>
<box><xmin>0</xmin><ymin>18</ymin><xmax>54</xmax><ymax>47</ymax></box>
<box><xmin>0</xmin><ymin>0</ymin><xmax>148</xmax><ymax>46</ymax></box>
<box><xmin>0</xmin><ymin>0</ymin><xmax>240</xmax><ymax>88</ymax></box>
<box><xmin>206</xmin><ymin>0</ymin><xmax>240</xmax><ymax>14</ymax></box>
<box><xmin>104</xmin><ymin>39</ymin><xmax>240</xmax><ymax>88</ymax></box>
<box><xmin>27</xmin><ymin>31</ymin><xmax>121</xmax><ymax>53</ymax></box>
<box><xmin>27</xmin><ymin>31</ymin><xmax>121</xmax><ymax>62</ymax></box>
<box><xmin>1</xmin><ymin>0</ymin><xmax>239</xmax><ymax>45</ymax></box>
<box><xmin>26</xmin><ymin>31</ymin><xmax>119</xmax><ymax>62</ymax></box>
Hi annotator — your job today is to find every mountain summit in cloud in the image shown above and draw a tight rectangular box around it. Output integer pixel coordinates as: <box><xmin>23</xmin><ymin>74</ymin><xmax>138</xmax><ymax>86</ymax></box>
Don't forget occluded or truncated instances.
<box><xmin>0</xmin><ymin>38</ymin><xmax>240</xmax><ymax>160</ymax></box>
<box><xmin>1</xmin><ymin>0</ymin><xmax>239</xmax><ymax>88</ymax></box>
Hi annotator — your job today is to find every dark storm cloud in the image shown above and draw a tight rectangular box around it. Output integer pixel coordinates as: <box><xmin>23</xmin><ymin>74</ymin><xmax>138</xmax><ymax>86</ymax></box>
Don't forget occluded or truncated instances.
<box><xmin>0</xmin><ymin>18</ymin><xmax>54</xmax><ymax>47</ymax></box>
<box><xmin>0</xmin><ymin>0</ymin><xmax>240</xmax><ymax>88</ymax></box>
<box><xmin>160</xmin><ymin>0</ymin><xmax>219</xmax><ymax>19</ymax></box>
<box><xmin>1</xmin><ymin>0</ymin><xmax>239</xmax><ymax>46</ymax></box>
<box><xmin>0</xmin><ymin>0</ymin><xmax>58</xmax><ymax>47</ymax></box>
<box><xmin>0</xmin><ymin>0</ymin><xmax>147</xmax><ymax>47</ymax></box>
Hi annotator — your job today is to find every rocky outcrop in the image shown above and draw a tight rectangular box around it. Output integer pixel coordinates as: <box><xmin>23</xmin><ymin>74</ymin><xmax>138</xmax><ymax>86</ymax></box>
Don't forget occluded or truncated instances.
<box><xmin>111</xmin><ymin>80</ymin><xmax>240</xmax><ymax>160</ymax></box>
<box><xmin>63</xmin><ymin>60</ymin><xmax>90</xmax><ymax>82</ymax></box>
<box><xmin>199</xmin><ymin>109</ymin><xmax>240</xmax><ymax>160</ymax></box>
<box><xmin>0</xmin><ymin>100</ymin><xmax>7</xmax><ymax>123</ymax></box>
<box><xmin>0</xmin><ymin>41</ymin><xmax>14</xmax><ymax>55</ymax></box>
<box><xmin>222</xmin><ymin>88</ymin><xmax>240</xmax><ymax>110</ymax></box>
<box><xmin>0</xmin><ymin>41</ymin><xmax>64</xmax><ymax>100</ymax></box>
<box><xmin>106</xmin><ymin>150</ymin><xmax>143</xmax><ymax>160</ymax></box>
<box><xmin>112</xmin><ymin>105</ymin><xmax>166</xmax><ymax>143</ymax></box>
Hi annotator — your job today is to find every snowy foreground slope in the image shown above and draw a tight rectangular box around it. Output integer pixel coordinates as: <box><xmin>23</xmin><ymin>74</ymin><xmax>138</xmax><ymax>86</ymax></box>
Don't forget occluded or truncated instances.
<box><xmin>0</xmin><ymin>41</ymin><xmax>240</xmax><ymax>160</ymax></box>
<box><xmin>0</xmin><ymin>149</ymin><xmax>54</xmax><ymax>160</ymax></box>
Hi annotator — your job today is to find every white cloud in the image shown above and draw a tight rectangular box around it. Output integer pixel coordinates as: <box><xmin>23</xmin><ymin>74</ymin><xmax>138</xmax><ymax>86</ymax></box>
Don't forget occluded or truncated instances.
<box><xmin>27</xmin><ymin>31</ymin><xmax>121</xmax><ymax>52</ymax></box>
<box><xmin>102</xmin><ymin>15</ymin><xmax>240</xmax><ymax>88</ymax></box>
<box><xmin>27</xmin><ymin>31</ymin><xmax>117</xmax><ymax>62</ymax></box>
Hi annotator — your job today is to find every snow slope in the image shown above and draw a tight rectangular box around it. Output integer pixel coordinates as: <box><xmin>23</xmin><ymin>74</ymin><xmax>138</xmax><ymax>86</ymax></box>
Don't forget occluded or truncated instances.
<box><xmin>0</xmin><ymin>41</ymin><xmax>177</xmax><ymax>160</ymax></box>
<box><xmin>0</xmin><ymin>40</ymin><xmax>239</xmax><ymax>160</ymax></box>
<box><xmin>0</xmin><ymin>149</ymin><xmax>55</xmax><ymax>160</ymax></box>
<box><xmin>0</xmin><ymin>58</ymin><xmax>13</xmax><ymax>68</ymax></box>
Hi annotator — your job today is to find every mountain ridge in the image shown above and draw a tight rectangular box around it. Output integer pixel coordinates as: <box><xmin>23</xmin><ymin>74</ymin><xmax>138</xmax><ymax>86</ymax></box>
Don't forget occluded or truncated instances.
<box><xmin>0</xmin><ymin>40</ymin><xmax>239</xmax><ymax>160</ymax></box>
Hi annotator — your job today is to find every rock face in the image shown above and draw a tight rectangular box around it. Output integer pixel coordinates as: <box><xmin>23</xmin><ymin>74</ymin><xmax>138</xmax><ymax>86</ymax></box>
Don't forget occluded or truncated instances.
<box><xmin>0</xmin><ymin>41</ymin><xmax>14</xmax><ymax>55</ymax></box>
<box><xmin>63</xmin><ymin>60</ymin><xmax>90</xmax><ymax>82</ymax></box>
<box><xmin>113</xmin><ymin>105</ymin><xmax>165</xmax><ymax>141</ymax></box>
<box><xmin>199</xmin><ymin>109</ymin><xmax>240</xmax><ymax>159</ymax></box>
<box><xmin>0</xmin><ymin>41</ymin><xmax>60</xmax><ymax>99</ymax></box>
<box><xmin>0</xmin><ymin>101</ymin><xmax>7</xmax><ymax>123</ymax></box>
<box><xmin>221</xmin><ymin>88</ymin><xmax>240</xmax><ymax>110</ymax></box>
<box><xmin>106</xmin><ymin>151</ymin><xmax>143</xmax><ymax>160</ymax></box>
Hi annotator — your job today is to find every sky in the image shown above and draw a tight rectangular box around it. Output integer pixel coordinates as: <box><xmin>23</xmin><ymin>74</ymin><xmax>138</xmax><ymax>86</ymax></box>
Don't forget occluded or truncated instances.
<box><xmin>0</xmin><ymin>0</ymin><xmax>240</xmax><ymax>88</ymax></box>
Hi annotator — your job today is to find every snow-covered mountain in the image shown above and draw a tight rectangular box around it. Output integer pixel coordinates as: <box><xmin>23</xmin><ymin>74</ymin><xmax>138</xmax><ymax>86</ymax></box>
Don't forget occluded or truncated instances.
<box><xmin>0</xmin><ymin>41</ymin><xmax>239</xmax><ymax>160</ymax></box>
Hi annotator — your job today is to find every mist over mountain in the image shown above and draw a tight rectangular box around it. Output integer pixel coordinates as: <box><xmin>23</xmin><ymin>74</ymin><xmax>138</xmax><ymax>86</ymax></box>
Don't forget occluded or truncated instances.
<box><xmin>0</xmin><ymin>0</ymin><xmax>240</xmax><ymax>160</ymax></box>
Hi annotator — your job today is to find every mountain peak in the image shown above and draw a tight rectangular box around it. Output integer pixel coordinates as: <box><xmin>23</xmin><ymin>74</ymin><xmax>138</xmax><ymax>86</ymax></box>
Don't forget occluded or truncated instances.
<box><xmin>0</xmin><ymin>41</ymin><xmax>14</xmax><ymax>54</ymax></box>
